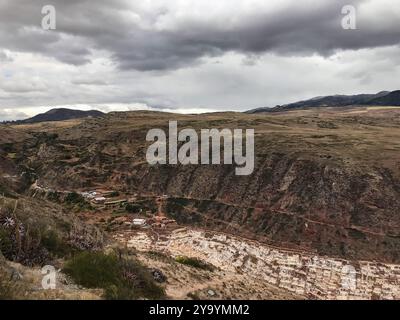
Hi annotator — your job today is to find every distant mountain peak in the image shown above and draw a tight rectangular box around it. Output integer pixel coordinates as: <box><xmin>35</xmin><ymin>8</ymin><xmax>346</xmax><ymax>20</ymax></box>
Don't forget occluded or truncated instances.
<box><xmin>18</xmin><ymin>108</ymin><xmax>105</xmax><ymax>124</ymax></box>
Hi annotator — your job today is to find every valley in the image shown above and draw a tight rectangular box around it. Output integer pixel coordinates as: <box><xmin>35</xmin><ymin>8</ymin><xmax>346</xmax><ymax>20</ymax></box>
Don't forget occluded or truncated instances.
<box><xmin>1</xmin><ymin>106</ymin><xmax>400</xmax><ymax>300</ymax></box>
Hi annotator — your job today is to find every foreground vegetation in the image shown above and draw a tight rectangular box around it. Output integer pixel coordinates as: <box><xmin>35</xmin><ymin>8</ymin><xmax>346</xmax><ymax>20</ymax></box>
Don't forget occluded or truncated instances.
<box><xmin>63</xmin><ymin>251</ymin><xmax>165</xmax><ymax>300</ymax></box>
<box><xmin>0</xmin><ymin>196</ymin><xmax>103</xmax><ymax>266</ymax></box>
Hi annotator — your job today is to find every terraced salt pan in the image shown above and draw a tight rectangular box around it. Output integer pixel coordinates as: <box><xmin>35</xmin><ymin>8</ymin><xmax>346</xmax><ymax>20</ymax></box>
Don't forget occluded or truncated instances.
<box><xmin>116</xmin><ymin>229</ymin><xmax>400</xmax><ymax>300</ymax></box>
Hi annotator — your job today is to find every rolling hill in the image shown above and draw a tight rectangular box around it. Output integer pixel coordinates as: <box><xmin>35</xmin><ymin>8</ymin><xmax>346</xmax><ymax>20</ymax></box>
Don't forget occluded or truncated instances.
<box><xmin>16</xmin><ymin>108</ymin><xmax>105</xmax><ymax>124</ymax></box>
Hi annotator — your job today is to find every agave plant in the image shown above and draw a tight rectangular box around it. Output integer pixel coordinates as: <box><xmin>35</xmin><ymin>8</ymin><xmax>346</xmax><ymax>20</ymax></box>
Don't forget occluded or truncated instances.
<box><xmin>2</xmin><ymin>217</ymin><xmax>15</xmax><ymax>228</ymax></box>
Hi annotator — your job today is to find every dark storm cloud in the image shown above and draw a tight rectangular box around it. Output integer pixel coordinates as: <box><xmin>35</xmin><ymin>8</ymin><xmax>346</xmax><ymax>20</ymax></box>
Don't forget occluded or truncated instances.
<box><xmin>1</xmin><ymin>0</ymin><xmax>400</xmax><ymax>71</ymax></box>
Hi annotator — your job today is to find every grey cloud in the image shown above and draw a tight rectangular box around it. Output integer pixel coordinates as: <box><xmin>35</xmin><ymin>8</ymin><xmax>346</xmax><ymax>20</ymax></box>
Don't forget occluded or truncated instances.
<box><xmin>71</xmin><ymin>78</ymin><xmax>109</xmax><ymax>86</ymax></box>
<box><xmin>1</xmin><ymin>0</ymin><xmax>400</xmax><ymax>118</ymax></box>
<box><xmin>1</xmin><ymin>83</ymin><xmax>46</xmax><ymax>93</ymax></box>
<box><xmin>0</xmin><ymin>109</ymin><xmax>28</xmax><ymax>121</ymax></box>
<box><xmin>0</xmin><ymin>74</ymin><xmax>47</xmax><ymax>93</ymax></box>
<box><xmin>1</xmin><ymin>0</ymin><xmax>400</xmax><ymax>71</ymax></box>
<box><xmin>0</xmin><ymin>50</ymin><xmax>13</xmax><ymax>62</ymax></box>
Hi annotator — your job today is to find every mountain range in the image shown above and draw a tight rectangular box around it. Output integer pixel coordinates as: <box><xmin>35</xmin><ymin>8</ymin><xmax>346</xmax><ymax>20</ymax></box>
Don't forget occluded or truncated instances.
<box><xmin>3</xmin><ymin>90</ymin><xmax>400</xmax><ymax>124</ymax></box>
<box><xmin>247</xmin><ymin>90</ymin><xmax>400</xmax><ymax>113</ymax></box>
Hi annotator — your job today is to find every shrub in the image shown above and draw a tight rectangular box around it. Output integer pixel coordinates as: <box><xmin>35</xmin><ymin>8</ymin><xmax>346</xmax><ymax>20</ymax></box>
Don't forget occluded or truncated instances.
<box><xmin>0</xmin><ymin>213</ymin><xmax>73</xmax><ymax>265</ymax></box>
<box><xmin>109</xmin><ymin>191</ymin><xmax>120</xmax><ymax>198</ymax></box>
<box><xmin>64</xmin><ymin>252</ymin><xmax>120</xmax><ymax>289</ymax></box>
<box><xmin>146</xmin><ymin>251</ymin><xmax>172</xmax><ymax>263</ymax></box>
<box><xmin>65</xmin><ymin>192</ymin><xmax>92</xmax><ymax>211</ymax></box>
<box><xmin>41</xmin><ymin>229</ymin><xmax>73</xmax><ymax>258</ymax></box>
<box><xmin>0</xmin><ymin>228</ymin><xmax>13</xmax><ymax>257</ymax></box>
<box><xmin>0</xmin><ymin>197</ymin><xmax>102</xmax><ymax>267</ymax></box>
<box><xmin>0</xmin><ymin>182</ymin><xmax>13</xmax><ymax>198</ymax></box>
<box><xmin>175</xmin><ymin>256</ymin><xmax>215</xmax><ymax>271</ymax></box>
<box><xmin>125</xmin><ymin>203</ymin><xmax>142</xmax><ymax>214</ymax></box>
<box><xmin>173</xmin><ymin>198</ymin><xmax>190</xmax><ymax>207</ymax></box>
<box><xmin>187</xmin><ymin>292</ymin><xmax>201</xmax><ymax>300</ymax></box>
<box><xmin>65</xmin><ymin>192</ymin><xmax>85</xmax><ymax>205</ymax></box>
<box><xmin>46</xmin><ymin>191</ymin><xmax>60</xmax><ymax>202</ymax></box>
<box><xmin>0</xmin><ymin>220</ymin><xmax>50</xmax><ymax>266</ymax></box>
<box><xmin>64</xmin><ymin>252</ymin><xmax>165</xmax><ymax>300</ymax></box>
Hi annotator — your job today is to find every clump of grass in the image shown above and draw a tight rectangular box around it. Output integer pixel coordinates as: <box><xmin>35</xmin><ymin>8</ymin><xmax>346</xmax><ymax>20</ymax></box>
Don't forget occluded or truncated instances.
<box><xmin>145</xmin><ymin>251</ymin><xmax>173</xmax><ymax>263</ymax></box>
<box><xmin>63</xmin><ymin>251</ymin><xmax>165</xmax><ymax>300</ymax></box>
<box><xmin>175</xmin><ymin>255</ymin><xmax>215</xmax><ymax>271</ymax></box>
<box><xmin>0</xmin><ymin>273</ymin><xmax>25</xmax><ymax>300</ymax></box>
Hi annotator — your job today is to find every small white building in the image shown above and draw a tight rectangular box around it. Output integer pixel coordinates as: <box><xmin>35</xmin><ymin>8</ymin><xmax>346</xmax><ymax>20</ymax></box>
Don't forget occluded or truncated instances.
<box><xmin>82</xmin><ymin>191</ymin><xmax>97</xmax><ymax>199</ymax></box>
<box><xmin>93</xmin><ymin>197</ymin><xmax>106</xmax><ymax>204</ymax></box>
<box><xmin>132</xmin><ymin>218</ymin><xmax>147</xmax><ymax>226</ymax></box>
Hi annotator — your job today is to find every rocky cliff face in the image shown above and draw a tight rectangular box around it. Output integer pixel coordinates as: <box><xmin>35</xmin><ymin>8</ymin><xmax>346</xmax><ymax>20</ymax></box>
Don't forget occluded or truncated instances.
<box><xmin>3</xmin><ymin>109</ymin><xmax>400</xmax><ymax>263</ymax></box>
<box><xmin>123</xmin><ymin>155</ymin><xmax>400</xmax><ymax>263</ymax></box>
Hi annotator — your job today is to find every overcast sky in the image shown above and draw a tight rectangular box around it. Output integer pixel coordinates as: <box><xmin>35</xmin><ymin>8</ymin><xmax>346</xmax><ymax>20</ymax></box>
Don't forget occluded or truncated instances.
<box><xmin>0</xmin><ymin>0</ymin><xmax>400</xmax><ymax>120</ymax></box>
